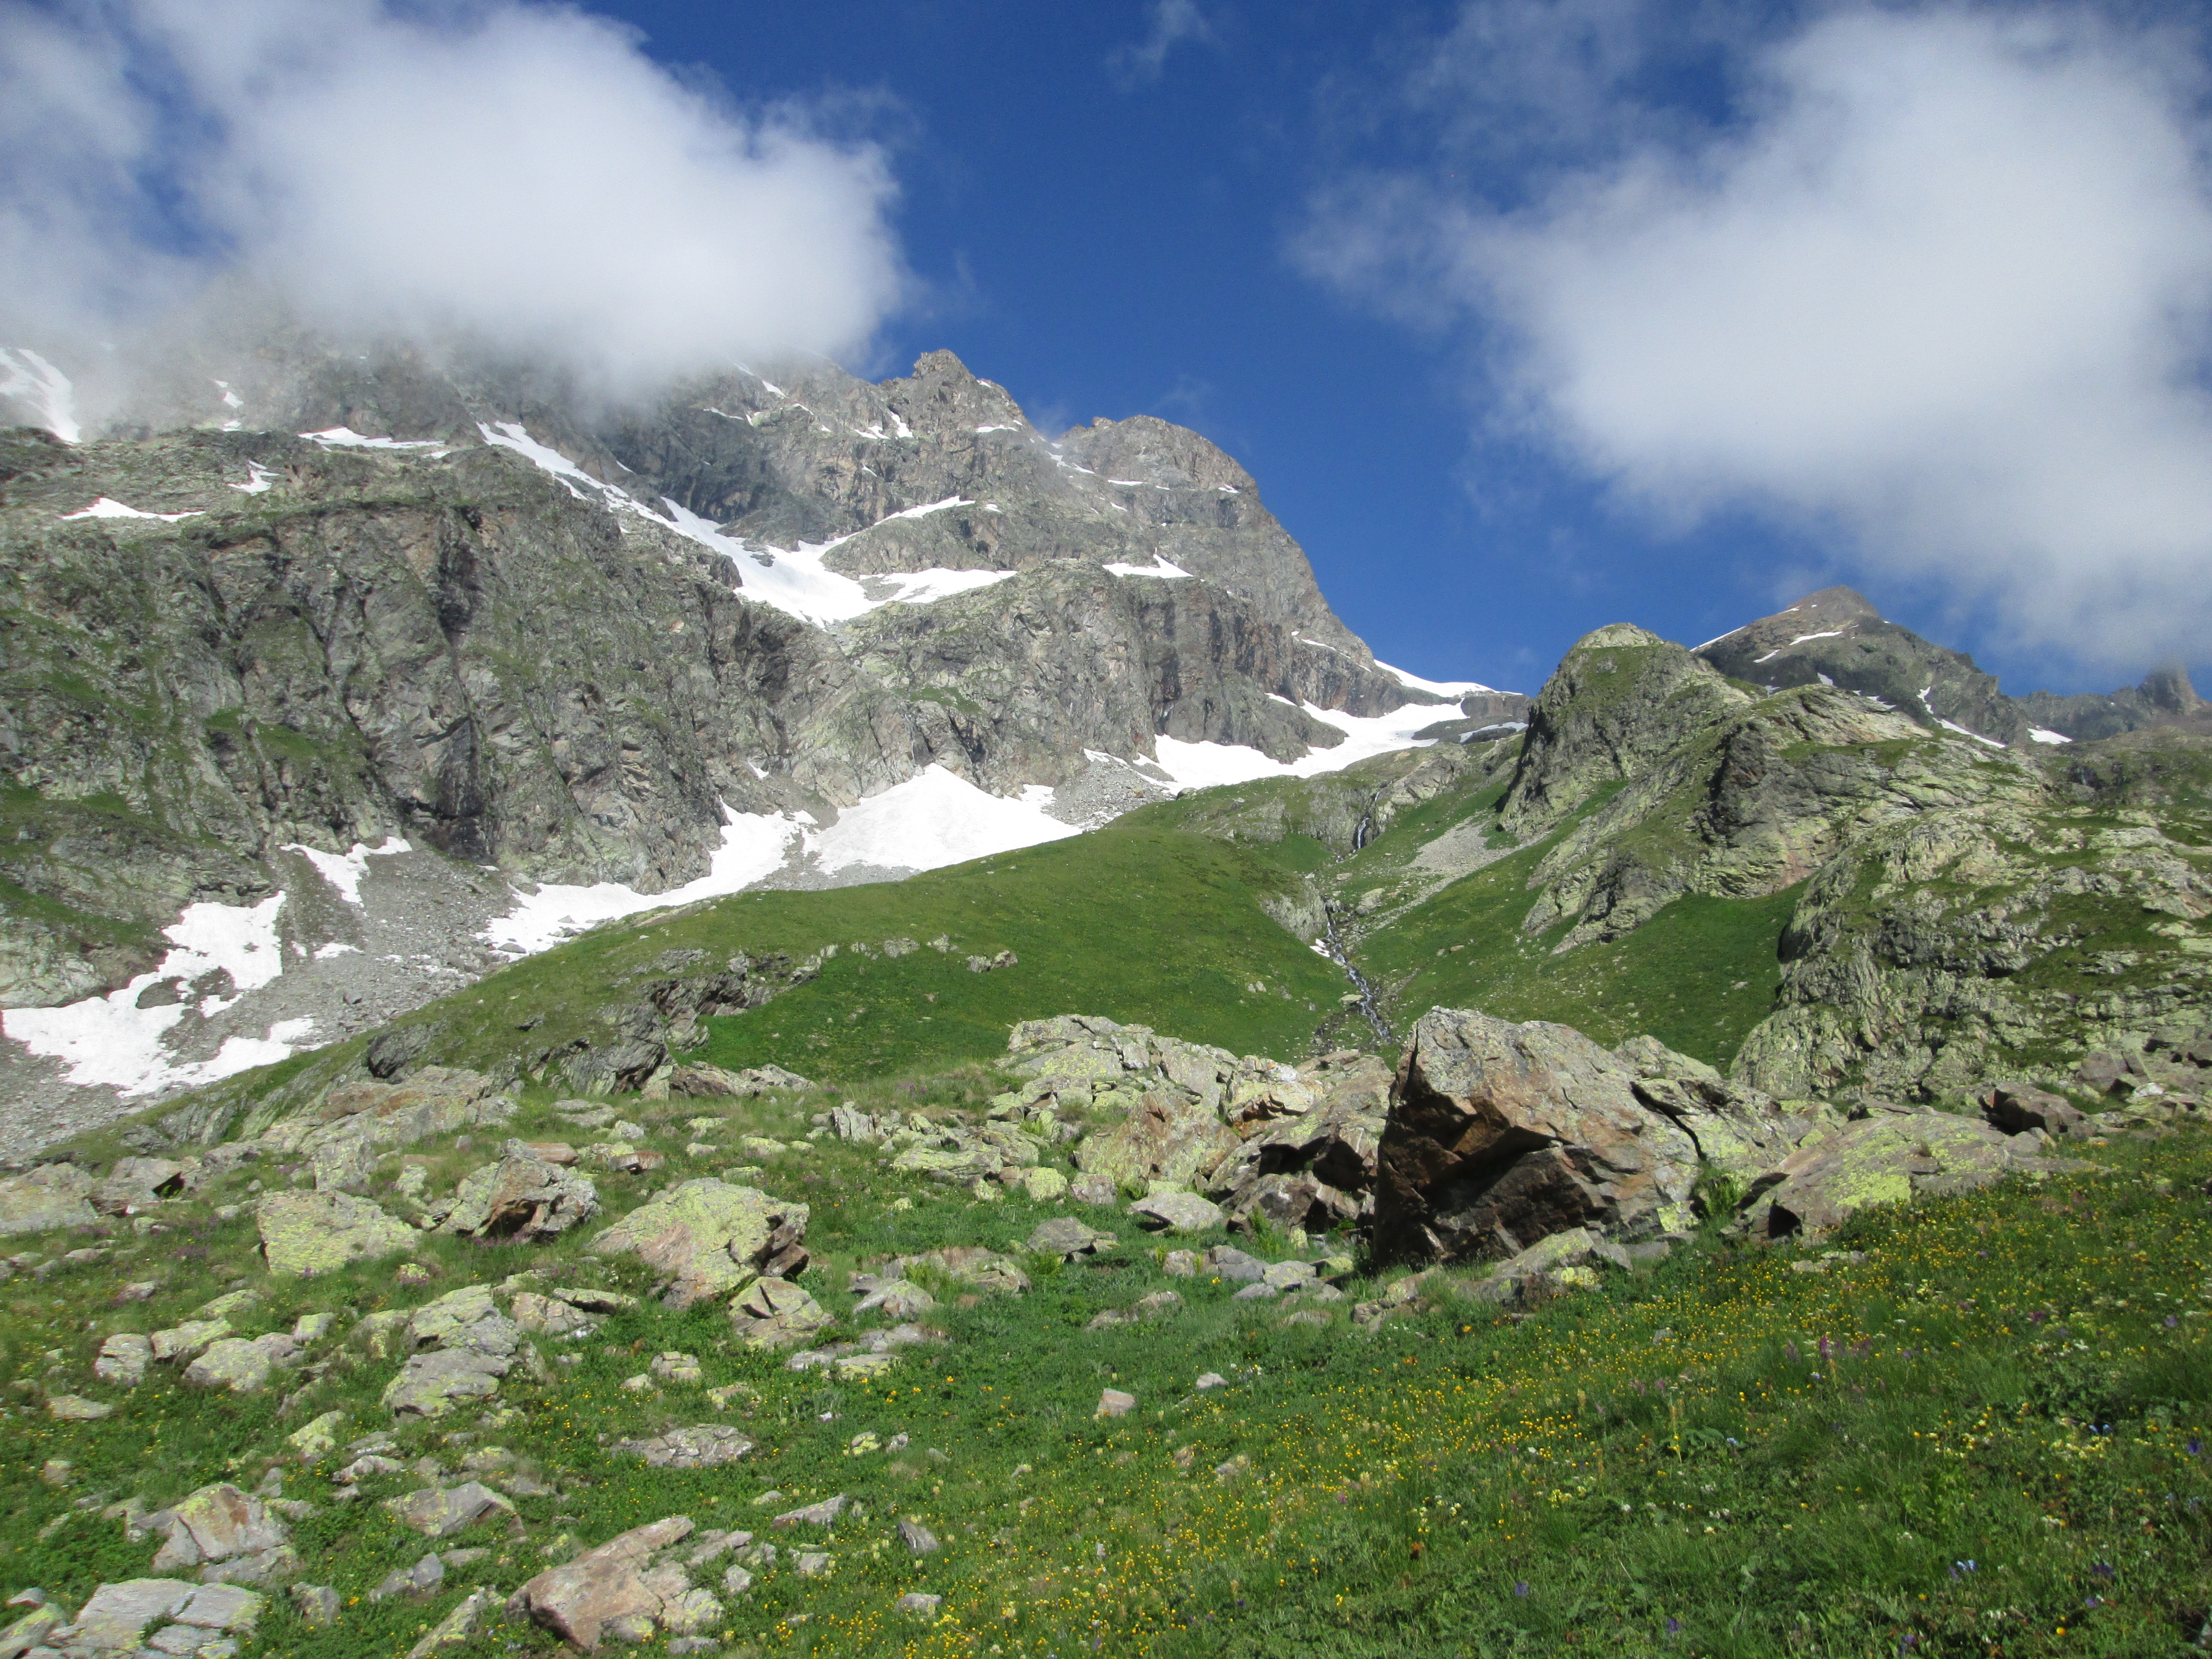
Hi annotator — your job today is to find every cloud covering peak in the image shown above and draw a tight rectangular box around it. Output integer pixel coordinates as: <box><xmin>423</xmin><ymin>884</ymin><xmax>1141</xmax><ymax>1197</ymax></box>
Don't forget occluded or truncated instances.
<box><xmin>1308</xmin><ymin>5</ymin><xmax>2212</xmax><ymax>668</ymax></box>
<box><xmin>0</xmin><ymin>0</ymin><xmax>907</xmax><ymax>389</ymax></box>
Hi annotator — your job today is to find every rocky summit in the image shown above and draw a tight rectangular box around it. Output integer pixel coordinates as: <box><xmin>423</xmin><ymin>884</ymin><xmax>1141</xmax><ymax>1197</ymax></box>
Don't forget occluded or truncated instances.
<box><xmin>3</xmin><ymin>334</ymin><xmax>2212</xmax><ymax>1658</ymax></box>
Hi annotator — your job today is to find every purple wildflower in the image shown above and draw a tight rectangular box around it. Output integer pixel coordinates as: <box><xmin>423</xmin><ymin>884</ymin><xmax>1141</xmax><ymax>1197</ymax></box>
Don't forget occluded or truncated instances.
<box><xmin>1514</xmin><ymin>1581</ymin><xmax>1530</xmax><ymax>1599</ymax></box>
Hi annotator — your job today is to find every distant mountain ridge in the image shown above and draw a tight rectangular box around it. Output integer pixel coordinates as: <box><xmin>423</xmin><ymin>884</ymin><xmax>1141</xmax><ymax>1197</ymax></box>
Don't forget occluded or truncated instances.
<box><xmin>1696</xmin><ymin>585</ymin><xmax>2209</xmax><ymax>748</ymax></box>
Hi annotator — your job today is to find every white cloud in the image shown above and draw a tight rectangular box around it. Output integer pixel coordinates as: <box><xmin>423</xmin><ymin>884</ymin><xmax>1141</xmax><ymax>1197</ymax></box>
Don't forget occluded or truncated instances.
<box><xmin>1111</xmin><ymin>0</ymin><xmax>1214</xmax><ymax>88</ymax></box>
<box><xmin>1310</xmin><ymin>6</ymin><xmax>2212</xmax><ymax>666</ymax></box>
<box><xmin>0</xmin><ymin>0</ymin><xmax>906</xmax><ymax>390</ymax></box>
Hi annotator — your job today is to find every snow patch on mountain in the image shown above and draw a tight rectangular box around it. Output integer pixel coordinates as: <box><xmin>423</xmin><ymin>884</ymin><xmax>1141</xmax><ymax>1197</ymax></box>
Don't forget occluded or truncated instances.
<box><xmin>60</xmin><ymin>498</ymin><xmax>202</xmax><ymax>522</ymax></box>
<box><xmin>1374</xmin><ymin>660</ymin><xmax>1501</xmax><ymax>698</ymax></box>
<box><xmin>486</xmin><ymin>808</ymin><xmax>806</xmax><ymax>955</ymax></box>
<box><xmin>809</xmin><ymin>767</ymin><xmax>1077</xmax><ymax>875</ymax></box>
<box><xmin>0</xmin><ymin>895</ymin><xmax>302</xmax><ymax>1095</ymax></box>
<box><xmin>1104</xmin><ymin>555</ymin><xmax>1191</xmax><ymax>579</ymax></box>
<box><xmin>1151</xmin><ymin>700</ymin><xmax>1479</xmax><ymax>790</ymax></box>
<box><xmin>284</xmin><ymin>837</ymin><xmax>412</xmax><ymax>906</ymax></box>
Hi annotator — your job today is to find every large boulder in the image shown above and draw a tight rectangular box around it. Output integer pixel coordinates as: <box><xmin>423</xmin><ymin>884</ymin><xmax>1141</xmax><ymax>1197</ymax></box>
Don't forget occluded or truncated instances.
<box><xmin>1208</xmin><ymin>1051</ymin><xmax>1393</xmax><ymax>1232</ymax></box>
<box><xmin>442</xmin><ymin>1141</ymin><xmax>599</xmax><ymax>1241</ymax></box>
<box><xmin>1613</xmin><ymin>1036</ymin><xmax>1838</xmax><ymax>1182</ymax></box>
<box><xmin>256</xmin><ymin>1190</ymin><xmax>416</xmax><ymax>1276</ymax></box>
<box><xmin>1738</xmin><ymin>1105</ymin><xmax>2091</xmax><ymax>1239</ymax></box>
<box><xmin>0</xmin><ymin>1162</ymin><xmax>98</xmax><ymax>1235</ymax></box>
<box><xmin>1073</xmin><ymin>1090</ymin><xmax>1238</xmax><ymax>1189</ymax></box>
<box><xmin>589</xmin><ymin>1179</ymin><xmax>809</xmax><ymax>1307</ymax></box>
<box><xmin>147</xmin><ymin>1485</ymin><xmax>289</xmax><ymax>1575</ymax></box>
<box><xmin>508</xmin><ymin>1515</ymin><xmax>701</xmax><ymax>1651</ymax></box>
<box><xmin>91</xmin><ymin>1157</ymin><xmax>187</xmax><ymax>1215</ymax></box>
<box><xmin>1372</xmin><ymin>1010</ymin><xmax>1702</xmax><ymax>1264</ymax></box>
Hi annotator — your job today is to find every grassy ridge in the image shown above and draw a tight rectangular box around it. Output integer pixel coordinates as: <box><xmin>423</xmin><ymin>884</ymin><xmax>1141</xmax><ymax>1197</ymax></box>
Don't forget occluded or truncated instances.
<box><xmin>1351</xmin><ymin>837</ymin><xmax>1800</xmax><ymax>1070</ymax></box>
<box><xmin>690</xmin><ymin>825</ymin><xmax>1347</xmax><ymax>1077</ymax></box>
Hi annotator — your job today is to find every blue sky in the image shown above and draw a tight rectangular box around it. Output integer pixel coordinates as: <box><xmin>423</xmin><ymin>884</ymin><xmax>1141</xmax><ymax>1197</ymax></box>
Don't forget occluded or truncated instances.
<box><xmin>6</xmin><ymin>0</ymin><xmax>2209</xmax><ymax>697</ymax></box>
<box><xmin>578</xmin><ymin>0</ymin><xmax>2212</xmax><ymax>697</ymax></box>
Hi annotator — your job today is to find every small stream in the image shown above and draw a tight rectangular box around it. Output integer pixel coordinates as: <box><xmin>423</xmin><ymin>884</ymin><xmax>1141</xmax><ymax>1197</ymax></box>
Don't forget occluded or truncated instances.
<box><xmin>1316</xmin><ymin>897</ymin><xmax>1392</xmax><ymax>1049</ymax></box>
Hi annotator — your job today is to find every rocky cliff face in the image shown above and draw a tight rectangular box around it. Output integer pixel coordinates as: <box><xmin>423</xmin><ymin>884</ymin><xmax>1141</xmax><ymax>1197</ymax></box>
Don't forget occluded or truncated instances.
<box><xmin>0</xmin><ymin>333</ymin><xmax>1478</xmax><ymax>1127</ymax></box>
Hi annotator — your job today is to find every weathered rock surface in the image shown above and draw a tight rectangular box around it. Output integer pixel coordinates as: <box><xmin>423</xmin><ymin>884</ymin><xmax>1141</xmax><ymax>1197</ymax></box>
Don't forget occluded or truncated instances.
<box><xmin>728</xmin><ymin>1276</ymin><xmax>830</xmax><ymax>1349</ymax></box>
<box><xmin>441</xmin><ymin>1140</ymin><xmax>599</xmax><ymax>1241</ymax></box>
<box><xmin>147</xmin><ymin>1485</ymin><xmax>289</xmax><ymax>1577</ymax></box>
<box><xmin>0</xmin><ymin>1162</ymin><xmax>98</xmax><ymax>1234</ymax></box>
<box><xmin>383</xmin><ymin>1482</ymin><xmax>516</xmax><ymax>1538</ymax></box>
<box><xmin>1737</xmin><ymin>1105</ymin><xmax>2092</xmax><ymax>1240</ymax></box>
<box><xmin>256</xmin><ymin>1190</ymin><xmax>414</xmax><ymax>1276</ymax></box>
<box><xmin>1374</xmin><ymin>1009</ymin><xmax>1707</xmax><ymax>1263</ymax></box>
<box><xmin>613</xmin><ymin>1426</ymin><xmax>754</xmax><ymax>1468</ymax></box>
<box><xmin>381</xmin><ymin>1284</ymin><xmax>529</xmax><ymax>1419</ymax></box>
<box><xmin>589</xmin><ymin>1179</ymin><xmax>809</xmax><ymax>1308</ymax></box>
<box><xmin>508</xmin><ymin>1514</ymin><xmax>708</xmax><ymax>1651</ymax></box>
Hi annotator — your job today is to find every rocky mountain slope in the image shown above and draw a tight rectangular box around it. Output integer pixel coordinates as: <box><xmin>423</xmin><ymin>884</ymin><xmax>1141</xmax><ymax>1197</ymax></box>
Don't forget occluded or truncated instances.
<box><xmin>0</xmin><ymin>335</ymin><xmax>1519</xmax><ymax>1129</ymax></box>
<box><xmin>1697</xmin><ymin>584</ymin><xmax>2212</xmax><ymax>746</ymax></box>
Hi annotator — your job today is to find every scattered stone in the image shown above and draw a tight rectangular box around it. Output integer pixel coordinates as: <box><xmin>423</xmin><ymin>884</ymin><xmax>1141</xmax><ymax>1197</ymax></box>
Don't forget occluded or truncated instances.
<box><xmin>1026</xmin><ymin>1216</ymin><xmax>1118</xmax><ymax>1259</ymax></box>
<box><xmin>668</xmin><ymin>1063</ymin><xmax>816</xmax><ymax>1098</ymax></box>
<box><xmin>1195</xmin><ymin>1372</ymin><xmax>1227</xmax><ymax>1390</ymax></box>
<box><xmin>1162</xmin><ymin>1249</ymin><xmax>1197</xmax><ymax>1277</ymax></box>
<box><xmin>510</xmin><ymin>1291</ymin><xmax>594</xmax><ymax>1337</ymax></box>
<box><xmin>184</xmin><ymin>1333</ymin><xmax>301</xmax><ymax>1394</ymax></box>
<box><xmin>0</xmin><ymin>1600</ymin><xmax>64</xmax><ymax>1654</ymax></box>
<box><xmin>771</xmin><ymin>1494</ymin><xmax>849</xmax><ymax>1528</ymax></box>
<box><xmin>896</xmin><ymin>1591</ymin><xmax>944</xmax><ymax>1614</ymax></box>
<box><xmin>46</xmin><ymin>1393</ymin><xmax>113</xmax><ymax>1421</ymax></box>
<box><xmin>404</xmin><ymin>1587</ymin><xmax>492</xmax><ymax>1659</ymax></box>
<box><xmin>382</xmin><ymin>1483</ymin><xmax>516</xmax><ymax>1539</ymax></box>
<box><xmin>148</xmin><ymin>1486</ymin><xmax>290</xmax><ymax>1578</ymax></box>
<box><xmin>589</xmin><ymin>1179</ymin><xmax>810</xmax><ymax>1307</ymax></box>
<box><xmin>851</xmin><ymin>1277</ymin><xmax>935</xmax><ymax>1321</ymax></box>
<box><xmin>1095</xmin><ymin>1388</ymin><xmax>1136</xmax><ymax>1419</ymax></box>
<box><xmin>1019</xmin><ymin>1166</ymin><xmax>1069</xmax><ymax>1202</ymax></box>
<box><xmin>1231</xmin><ymin>1283</ymin><xmax>1276</xmax><ymax>1301</ymax></box>
<box><xmin>60</xmin><ymin>1580</ymin><xmax>196</xmax><ymax>1650</ymax></box>
<box><xmin>1128</xmin><ymin>1191</ymin><xmax>1224</xmax><ymax>1233</ymax></box>
<box><xmin>649</xmin><ymin>1351</ymin><xmax>703</xmax><ymax>1384</ymax></box>
<box><xmin>888</xmin><ymin>1246</ymin><xmax>1030</xmax><ymax>1295</ymax></box>
<box><xmin>255</xmin><ymin>1191</ymin><xmax>415</xmax><ymax>1277</ymax></box>
<box><xmin>1201</xmin><ymin>1246</ymin><xmax>1266</xmax><ymax>1283</ymax></box>
<box><xmin>793</xmin><ymin>1551</ymin><xmax>833</xmax><ymax>1577</ymax></box>
<box><xmin>1981</xmin><ymin>1082</ymin><xmax>2090</xmax><ymax>1139</ymax></box>
<box><xmin>370</xmin><ymin>1554</ymin><xmax>445</xmax><ymax>1600</ymax></box>
<box><xmin>1068</xmin><ymin>1175</ymin><xmax>1119</xmax><ymax>1207</ymax></box>
<box><xmin>728</xmin><ymin>1277</ymin><xmax>830</xmax><ymax>1349</ymax></box>
<box><xmin>92</xmin><ymin>1157</ymin><xmax>187</xmax><ymax>1216</ymax></box>
<box><xmin>613</xmin><ymin>1426</ymin><xmax>754</xmax><ymax>1469</ymax></box>
<box><xmin>289</xmin><ymin>1585</ymin><xmax>340</xmax><ymax>1627</ymax></box>
<box><xmin>897</xmin><ymin>1519</ymin><xmax>940</xmax><ymax>1554</ymax></box>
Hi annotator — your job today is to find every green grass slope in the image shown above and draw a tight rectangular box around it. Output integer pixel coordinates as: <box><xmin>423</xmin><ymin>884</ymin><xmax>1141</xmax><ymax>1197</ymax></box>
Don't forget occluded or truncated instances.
<box><xmin>5</xmin><ymin>1064</ymin><xmax>2207</xmax><ymax>1659</ymax></box>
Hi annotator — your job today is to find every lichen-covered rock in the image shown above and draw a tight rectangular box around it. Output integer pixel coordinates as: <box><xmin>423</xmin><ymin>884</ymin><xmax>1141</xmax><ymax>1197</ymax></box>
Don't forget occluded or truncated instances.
<box><xmin>441</xmin><ymin>1141</ymin><xmax>599</xmax><ymax>1241</ymax></box>
<box><xmin>147</xmin><ymin>1484</ymin><xmax>289</xmax><ymax>1574</ymax></box>
<box><xmin>888</xmin><ymin>1246</ymin><xmax>1030</xmax><ymax>1295</ymax></box>
<box><xmin>667</xmin><ymin>1062</ymin><xmax>814</xmax><ymax>1097</ymax></box>
<box><xmin>54</xmin><ymin>1579</ymin><xmax>196</xmax><ymax>1650</ymax></box>
<box><xmin>613</xmin><ymin>1426</ymin><xmax>754</xmax><ymax>1468</ymax></box>
<box><xmin>381</xmin><ymin>1286</ymin><xmax>527</xmax><ymax>1419</ymax></box>
<box><xmin>1738</xmin><ymin>1106</ymin><xmax>2091</xmax><ymax>1239</ymax></box>
<box><xmin>383</xmin><ymin>1482</ymin><xmax>516</xmax><ymax>1538</ymax></box>
<box><xmin>1024</xmin><ymin>1217</ymin><xmax>1116</xmax><ymax>1259</ymax></box>
<box><xmin>95</xmin><ymin>1331</ymin><xmax>154</xmax><ymax>1385</ymax></box>
<box><xmin>728</xmin><ymin>1277</ymin><xmax>830</xmax><ymax>1349</ymax></box>
<box><xmin>1073</xmin><ymin>1091</ymin><xmax>1237</xmax><ymax>1188</ymax></box>
<box><xmin>589</xmin><ymin>1179</ymin><xmax>809</xmax><ymax>1308</ymax></box>
<box><xmin>256</xmin><ymin>1190</ymin><xmax>415</xmax><ymax>1277</ymax></box>
<box><xmin>184</xmin><ymin>1332</ymin><xmax>301</xmax><ymax>1394</ymax></box>
<box><xmin>0</xmin><ymin>1162</ymin><xmax>97</xmax><ymax>1234</ymax></box>
<box><xmin>1127</xmin><ymin>1191</ymin><xmax>1223</xmax><ymax>1233</ymax></box>
<box><xmin>91</xmin><ymin>1156</ymin><xmax>186</xmax><ymax>1215</ymax></box>
<box><xmin>1207</xmin><ymin>1050</ymin><xmax>1391</xmax><ymax>1232</ymax></box>
<box><xmin>1373</xmin><ymin>1009</ymin><xmax>1704</xmax><ymax>1264</ymax></box>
